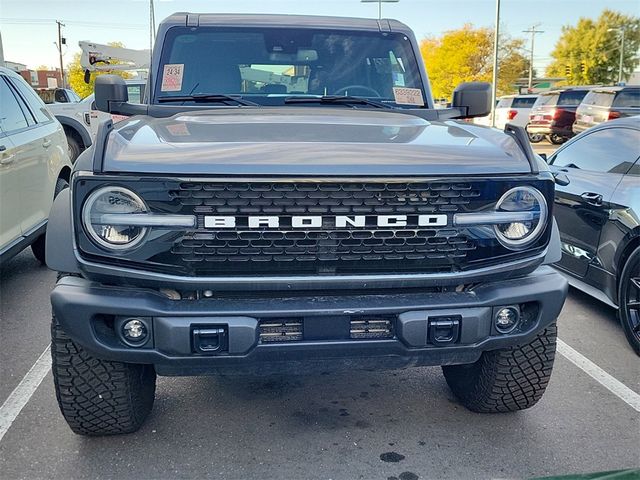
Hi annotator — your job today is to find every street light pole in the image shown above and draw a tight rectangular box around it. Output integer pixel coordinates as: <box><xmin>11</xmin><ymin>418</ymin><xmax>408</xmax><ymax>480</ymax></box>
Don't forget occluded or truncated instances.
<box><xmin>490</xmin><ymin>0</ymin><xmax>500</xmax><ymax>127</ymax></box>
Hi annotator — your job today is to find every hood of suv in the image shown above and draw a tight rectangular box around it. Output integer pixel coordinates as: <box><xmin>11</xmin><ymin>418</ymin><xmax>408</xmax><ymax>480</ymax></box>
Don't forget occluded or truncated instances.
<box><xmin>103</xmin><ymin>108</ymin><xmax>532</xmax><ymax>176</ymax></box>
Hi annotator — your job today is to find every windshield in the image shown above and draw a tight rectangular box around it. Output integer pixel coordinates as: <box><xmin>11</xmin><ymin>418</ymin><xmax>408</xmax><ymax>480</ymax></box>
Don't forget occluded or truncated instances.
<box><xmin>154</xmin><ymin>27</ymin><xmax>425</xmax><ymax>107</ymax></box>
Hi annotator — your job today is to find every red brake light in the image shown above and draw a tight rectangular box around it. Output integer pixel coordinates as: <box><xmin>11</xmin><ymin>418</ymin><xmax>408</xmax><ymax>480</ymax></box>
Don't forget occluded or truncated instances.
<box><xmin>507</xmin><ymin>109</ymin><xmax>517</xmax><ymax>120</ymax></box>
<box><xmin>608</xmin><ymin>111</ymin><xmax>621</xmax><ymax>120</ymax></box>
<box><xmin>552</xmin><ymin>108</ymin><xmax>562</xmax><ymax>120</ymax></box>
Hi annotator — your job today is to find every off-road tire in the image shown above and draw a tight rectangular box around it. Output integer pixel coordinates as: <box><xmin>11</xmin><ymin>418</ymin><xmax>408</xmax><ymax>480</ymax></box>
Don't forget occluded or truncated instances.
<box><xmin>66</xmin><ymin>133</ymin><xmax>82</xmax><ymax>162</ymax></box>
<box><xmin>31</xmin><ymin>178</ymin><xmax>68</xmax><ymax>264</ymax></box>
<box><xmin>618</xmin><ymin>247</ymin><xmax>640</xmax><ymax>356</ymax></box>
<box><xmin>442</xmin><ymin>323</ymin><xmax>557</xmax><ymax>413</ymax></box>
<box><xmin>51</xmin><ymin>318</ymin><xmax>156</xmax><ymax>435</ymax></box>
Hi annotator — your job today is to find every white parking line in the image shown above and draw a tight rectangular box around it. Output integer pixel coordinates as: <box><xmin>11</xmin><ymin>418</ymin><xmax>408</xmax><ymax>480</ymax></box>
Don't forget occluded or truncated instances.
<box><xmin>0</xmin><ymin>346</ymin><xmax>51</xmax><ymax>442</ymax></box>
<box><xmin>557</xmin><ymin>339</ymin><xmax>640</xmax><ymax>413</ymax></box>
<box><xmin>0</xmin><ymin>339</ymin><xmax>637</xmax><ymax>443</ymax></box>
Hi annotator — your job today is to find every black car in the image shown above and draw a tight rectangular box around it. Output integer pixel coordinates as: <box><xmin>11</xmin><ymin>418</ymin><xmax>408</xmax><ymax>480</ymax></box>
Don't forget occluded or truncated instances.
<box><xmin>547</xmin><ymin>116</ymin><xmax>640</xmax><ymax>354</ymax></box>
<box><xmin>573</xmin><ymin>86</ymin><xmax>640</xmax><ymax>134</ymax></box>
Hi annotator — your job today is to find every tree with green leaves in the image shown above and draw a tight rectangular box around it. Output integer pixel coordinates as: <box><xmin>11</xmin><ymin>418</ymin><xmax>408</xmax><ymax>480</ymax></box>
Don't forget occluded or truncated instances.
<box><xmin>67</xmin><ymin>42</ymin><xmax>131</xmax><ymax>98</ymax></box>
<box><xmin>546</xmin><ymin>9</ymin><xmax>640</xmax><ymax>85</ymax></box>
<box><xmin>420</xmin><ymin>24</ymin><xmax>528</xmax><ymax>101</ymax></box>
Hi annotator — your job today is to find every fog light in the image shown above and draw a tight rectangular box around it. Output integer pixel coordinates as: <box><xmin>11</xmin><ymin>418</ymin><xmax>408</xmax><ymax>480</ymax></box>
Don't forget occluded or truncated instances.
<box><xmin>495</xmin><ymin>307</ymin><xmax>519</xmax><ymax>333</ymax></box>
<box><xmin>122</xmin><ymin>318</ymin><xmax>147</xmax><ymax>342</ymax></box>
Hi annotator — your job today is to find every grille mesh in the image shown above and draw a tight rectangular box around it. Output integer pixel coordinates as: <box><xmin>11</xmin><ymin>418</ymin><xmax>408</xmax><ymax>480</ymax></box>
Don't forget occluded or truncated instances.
<box><xmin>170</xmin><ymin>181</ymin><xmax>481</xmax><ymax>215</ymax></box>
<box><xmin>168</xmin><ymin>181</ymin><xmax>480</xmax><ymax>273</ymax></box>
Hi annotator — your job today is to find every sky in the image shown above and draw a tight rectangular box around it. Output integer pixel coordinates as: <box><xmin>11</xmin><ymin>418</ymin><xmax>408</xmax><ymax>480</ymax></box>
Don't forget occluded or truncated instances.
<box><xmin>1</xmin><ymin>0</ymin><xmax>638</xmax><ymax>71</ymax></box>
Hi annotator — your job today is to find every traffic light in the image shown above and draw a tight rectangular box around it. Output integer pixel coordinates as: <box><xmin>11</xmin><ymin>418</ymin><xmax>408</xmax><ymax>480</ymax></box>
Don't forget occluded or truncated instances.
<box><xmin>580</xmin><ymin>61</ymin><xmax>586</xmax><ymax>74</ymax></box>
<box><xmin>564</xmin><ymin>64</ymin><xmax>572</xmax><ymax>77</ymax></box>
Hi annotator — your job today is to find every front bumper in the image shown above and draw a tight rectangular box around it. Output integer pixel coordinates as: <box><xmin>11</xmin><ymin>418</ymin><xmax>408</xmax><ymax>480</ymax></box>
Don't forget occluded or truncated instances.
<box><xmin>51</xmin><ymin>266</ymin><xmax>567</xmax><ymax>376</ymax></box>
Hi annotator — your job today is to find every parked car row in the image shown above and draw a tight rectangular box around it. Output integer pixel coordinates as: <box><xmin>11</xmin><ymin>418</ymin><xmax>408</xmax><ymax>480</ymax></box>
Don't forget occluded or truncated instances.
<box><xmin>528</xmin><ymin>85</ymin><xmax>639</xmax><ymax>144</ymax></box>
<box><xmin>476</xmin><ymin>85</ymin><xmax>639</xmax><ymax>145</ymax></box>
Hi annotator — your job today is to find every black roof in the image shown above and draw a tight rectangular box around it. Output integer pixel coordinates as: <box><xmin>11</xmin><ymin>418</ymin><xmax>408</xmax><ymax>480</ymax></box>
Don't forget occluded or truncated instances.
<box><xmin>159</xmin><ymin>12</ymin><xmax>413</xmax><ymax>34</ymax></box>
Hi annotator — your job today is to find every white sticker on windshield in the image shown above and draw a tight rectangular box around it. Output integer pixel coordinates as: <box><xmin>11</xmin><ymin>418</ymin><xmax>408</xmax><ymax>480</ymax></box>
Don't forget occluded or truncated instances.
<box><xmin>393</xmin><ymin>87</ymin><xmax>424</xmax><ymax>106</ymax></box>
<box><xmin>161</xmin><ymin>64</ymin><xmax>184</xmax><ymax>92</ymax></box>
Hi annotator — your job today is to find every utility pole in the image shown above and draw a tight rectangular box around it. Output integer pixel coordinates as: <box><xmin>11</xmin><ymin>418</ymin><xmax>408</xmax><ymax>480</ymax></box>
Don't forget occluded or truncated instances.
<box><xmin>55</xmin><ymin>20</ymin><xmax>66</xmax><ymax>88</ymax></box>
<box><xmin>608</xmin><ymin>27</ymin><xmax>626</xmax><ymax>84</ymax></box>
<box><xmin>523</xmin><ymin>24</ymin><xmax>544</xmax><ymax>90</ymax></box>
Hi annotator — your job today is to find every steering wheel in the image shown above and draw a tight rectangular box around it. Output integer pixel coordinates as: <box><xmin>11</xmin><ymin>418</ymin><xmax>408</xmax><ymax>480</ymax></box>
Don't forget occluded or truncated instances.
<box><xmin>333</xmin><ymin>85</ymin><xmax>381</xmax><ymax>97</ymax></box>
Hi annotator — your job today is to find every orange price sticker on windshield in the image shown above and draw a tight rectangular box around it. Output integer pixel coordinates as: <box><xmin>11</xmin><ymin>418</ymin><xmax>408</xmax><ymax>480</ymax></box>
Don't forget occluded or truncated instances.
<box><xmin>393</xmin><ymin>87</ymin><xmax>424</xmax><ymax>106</ymax></box>
<box><xmin>161</xmin><ymin>64</ymin><xmax>184</xmax><ymax>92</ymax></box>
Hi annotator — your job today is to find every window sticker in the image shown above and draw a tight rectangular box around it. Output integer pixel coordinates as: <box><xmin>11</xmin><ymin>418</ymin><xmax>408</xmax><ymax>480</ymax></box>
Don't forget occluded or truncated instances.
<box><xmin>393</xmin><ymin>87</ymin><xmax>424</xmax><ymax>106</ymax></box>
<box><xmin>166</xmin><ymin>123</ymin><xmax>190</xmax><ymax>137</ymax></box>
<box><xmin>161</xmin><ymin>64</ymin><xmax>184</xmax><ymax>92</ymax></box>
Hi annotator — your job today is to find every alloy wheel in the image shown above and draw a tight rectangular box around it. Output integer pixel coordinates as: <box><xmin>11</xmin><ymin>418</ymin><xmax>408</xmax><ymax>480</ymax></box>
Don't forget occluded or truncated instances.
<box><xmin>627</xmin><ymin>276</ymin><xmax>640</xmax><ymax>340</ymax></box>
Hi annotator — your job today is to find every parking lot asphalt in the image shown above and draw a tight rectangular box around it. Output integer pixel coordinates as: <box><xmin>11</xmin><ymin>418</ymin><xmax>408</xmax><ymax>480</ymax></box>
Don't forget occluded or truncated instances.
<box><xmin>1</xmin><ymin>247</ymin><xmax>638</xmax><ymax>480</ymax></box>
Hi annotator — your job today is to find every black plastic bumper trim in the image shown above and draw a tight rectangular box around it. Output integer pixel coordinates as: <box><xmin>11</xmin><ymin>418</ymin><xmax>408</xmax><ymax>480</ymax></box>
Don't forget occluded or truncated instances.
<box><xmin>51</xmin><ymin>266</ymin><xmax>568</xmax><ymax>374</ymax></box>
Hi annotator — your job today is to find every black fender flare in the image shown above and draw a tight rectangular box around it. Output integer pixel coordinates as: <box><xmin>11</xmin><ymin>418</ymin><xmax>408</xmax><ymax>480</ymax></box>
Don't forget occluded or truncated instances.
<box><xmin>543</xmin><ymin>219</ymin><xmax>562</xmax><ymax>265</ymax></box>
<box><xmin>56</xmin><ymin>115</ymin><xmax>92</xmax><ymax>149</ymax></box>
<box><xmin>46</xmin><ymin>188</ymin><xmax>80</xmax><ymax>274</ymax></box>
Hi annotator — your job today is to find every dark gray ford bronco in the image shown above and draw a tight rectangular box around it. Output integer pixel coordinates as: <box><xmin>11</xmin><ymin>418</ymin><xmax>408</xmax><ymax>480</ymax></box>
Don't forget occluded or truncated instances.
<box><xmin>46</xmin><ymin>13</ymin><xmax>568</xmax><ymax>435</ymax></box>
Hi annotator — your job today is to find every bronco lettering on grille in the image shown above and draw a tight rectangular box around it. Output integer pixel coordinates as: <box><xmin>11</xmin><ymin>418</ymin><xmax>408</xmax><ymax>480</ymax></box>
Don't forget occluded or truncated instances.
<box><xmin>203</xmin><ymin>215</ymin><xmax>448</xmax><ymax>229</ymax></box>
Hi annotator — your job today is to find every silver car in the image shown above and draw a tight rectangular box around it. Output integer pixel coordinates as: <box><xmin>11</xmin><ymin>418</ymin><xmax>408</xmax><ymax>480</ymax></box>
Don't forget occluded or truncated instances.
<box><xmin>0</xmin><ymin>67</ymin><xmax>72</xmax><ymax>264</ymax></box>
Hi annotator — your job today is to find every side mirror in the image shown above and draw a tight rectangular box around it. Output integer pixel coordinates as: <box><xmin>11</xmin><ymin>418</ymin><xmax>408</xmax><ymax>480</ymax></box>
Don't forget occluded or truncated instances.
<box><xmin>553</xmin><ymin>172</ymin><xmax>570</xmax><ymax>186</ymax></box>
<box><xmin>452</xmin><ymin>82</ymin><xmax>491</xmax><ymax>118</ymax></box>
<box><xmin>95</xmin><ymin>75</ymin><xmax>128</xmax><ymax>113</ymax></box>
<box><xmin>54</xmin><ymin>89</ymin><xmax>69</xmax><ymax>103</ymax></box>
<box><xmin>539</xmin><ymin>153</ymin><xmax>547</xmax><ymax>162</ymax></box>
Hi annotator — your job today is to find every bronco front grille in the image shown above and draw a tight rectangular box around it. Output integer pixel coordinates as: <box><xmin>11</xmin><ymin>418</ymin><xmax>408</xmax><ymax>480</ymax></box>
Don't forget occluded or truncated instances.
<box><xmin>165</xmin><ymin>181</ymin><xmax>481</xmax><ymax>275</ymax></box>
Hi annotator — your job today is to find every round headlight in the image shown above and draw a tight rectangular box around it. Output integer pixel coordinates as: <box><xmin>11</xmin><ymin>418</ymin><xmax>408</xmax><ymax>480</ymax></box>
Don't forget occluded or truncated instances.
<box><xmin>82</xmin><ymin>186</ymin><xmax>148</xmax><ymax>250</ymax></box>
<box><xmin>494</xmin><ymin>186</ymin><xmax>547</xmax><ymax>249</ymax></box>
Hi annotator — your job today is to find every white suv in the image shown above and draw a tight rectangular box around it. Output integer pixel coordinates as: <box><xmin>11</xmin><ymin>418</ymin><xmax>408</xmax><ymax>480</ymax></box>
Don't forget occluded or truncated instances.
<box><xmin>475</xmin><ymin>94</ymin><xmax>542</xmax><ymax>142</ymax></box>
<box><xmin>0</xmin><ymin>67</ymin><xmax>73</xmax><ymax>265</ymax></box>
<box><xmin>47</xmin><ymin>80</ymin><xmax>146</xmax><ymax>162</ymax></box>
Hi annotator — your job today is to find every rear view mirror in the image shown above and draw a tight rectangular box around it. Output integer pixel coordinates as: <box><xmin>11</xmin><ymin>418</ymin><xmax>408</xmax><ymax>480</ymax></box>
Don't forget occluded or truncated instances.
<box><xmin>95</xmin><ymin>75</ymin><xmax>128</xmax><ymax>113</ymax></box>
<box><xmin>452</xmin><ymin>82</ymin><xmax>491</xmax><ymax>118</ymax></box>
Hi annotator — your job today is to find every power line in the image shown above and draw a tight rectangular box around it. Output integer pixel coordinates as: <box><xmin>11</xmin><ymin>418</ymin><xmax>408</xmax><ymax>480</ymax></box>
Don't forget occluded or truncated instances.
<box><xmin>0</xmin><ymin>18</ymin><xmax>146</xmax><ymax>29</ymax></box>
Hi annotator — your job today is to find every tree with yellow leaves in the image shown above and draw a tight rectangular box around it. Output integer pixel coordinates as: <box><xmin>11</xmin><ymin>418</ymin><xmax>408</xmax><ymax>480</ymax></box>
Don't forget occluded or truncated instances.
<box><xmin>420</xmin><ymin>25</ymin><xmax>527</xmax><ymax>101</ymax></box>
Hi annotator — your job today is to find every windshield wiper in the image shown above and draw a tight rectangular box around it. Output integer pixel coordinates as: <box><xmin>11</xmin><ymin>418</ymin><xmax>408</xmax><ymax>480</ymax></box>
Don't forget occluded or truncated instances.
<box><xmin>157</xmin><ymin>94</ymin><xmax>259</xmax><ymax>106</ymax></box>
<box><xmin>284</xmin><ymin>95</ymin><xmax>394</xmax><ymax>109</ymax></box>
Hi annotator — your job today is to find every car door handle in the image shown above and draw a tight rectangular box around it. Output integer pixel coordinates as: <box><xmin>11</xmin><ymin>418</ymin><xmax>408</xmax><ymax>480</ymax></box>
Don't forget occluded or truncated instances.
<box><xmin>580</xmin><ymin>192</ymin><xmax>603</xmax><ymax>206</ymax></box>
<box><xmin>42</xmin><ymin>139</ymin><xmax>52</xmax><ymax>148</ymax></box>
<box><xmin>0</xmin><ymin>153</ymin><xmax>16</xmax><ymax>165</ymax></box>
